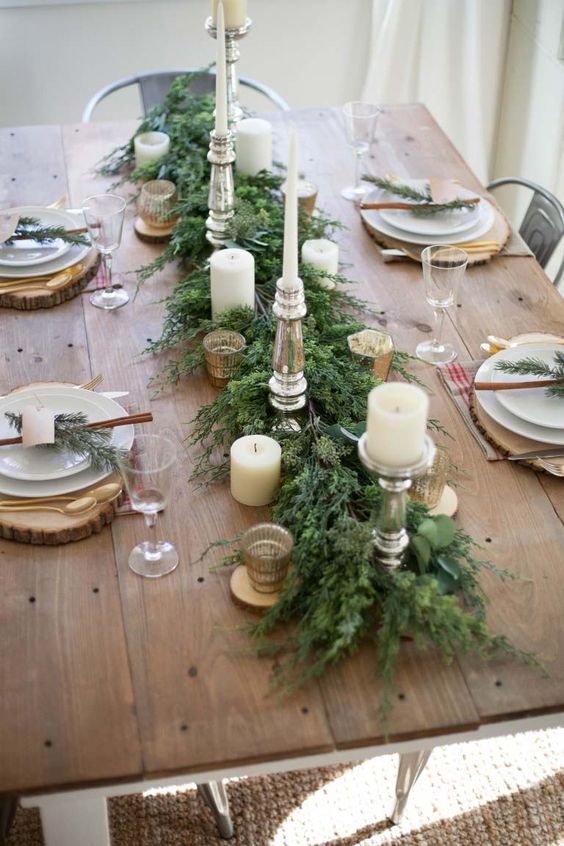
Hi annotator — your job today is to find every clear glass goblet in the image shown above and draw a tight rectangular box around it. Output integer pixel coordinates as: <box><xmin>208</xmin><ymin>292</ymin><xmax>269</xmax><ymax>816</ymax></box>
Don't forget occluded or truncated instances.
<box><xmin>341</xmin><ymin>101</ymin><xmax>380</xmax><ymax>202</ymax></box>
<box><xmin>119</xmin><ymin>434</ymin><xmax>179</xmax><ymax>578</ymax></box>
<box><xmin>416</xmin><ymin>245</ymin><xmax>468</xmax><ymax>365</ymax></box>
<box><xmin>82</xmin><ymin>193</ymin><xmax>129</xmax><ymax>311</ymax></box>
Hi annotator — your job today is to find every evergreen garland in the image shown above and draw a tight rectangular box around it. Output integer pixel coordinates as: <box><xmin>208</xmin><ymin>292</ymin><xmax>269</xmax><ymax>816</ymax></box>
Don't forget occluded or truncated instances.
<box><xmin>98</xmin><ymin>74</ymin><xmax>534</xmax><ymax>710</ymax></box>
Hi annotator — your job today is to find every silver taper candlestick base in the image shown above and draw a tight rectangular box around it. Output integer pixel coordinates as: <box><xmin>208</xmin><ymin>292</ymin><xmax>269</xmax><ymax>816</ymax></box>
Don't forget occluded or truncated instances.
<box><xmin>206</xmin><ymin>129</ymin><xmax>236</xmax><ymax>249</ymax></box>
<box><xmin>269</xmin><ymin>278</ymin><xmax>308</xmax><ymax>418</ymax></box>
<box><xmin>358</xmin><ymin>433</ymin><xmax>435</xmax><ymax>573</ymax></box>
<box><xmin>205</xmin><ymin>16</ymin><xmax>253</xmax><ymax>127</ymax></box>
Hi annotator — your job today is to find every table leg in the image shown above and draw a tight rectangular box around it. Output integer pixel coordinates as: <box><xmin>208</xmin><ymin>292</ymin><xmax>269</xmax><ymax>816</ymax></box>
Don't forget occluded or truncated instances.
<box><xmin>32</xmin><ymin>794</ymin><xmax>110</xmax><ymax>846</ymax></box>
<box><xmin>390</xmin><ymin>748</ymin><xmax>433</xmax><ymax>825</ymax></box>
<box><xmin>197</xmin><ymin>780</ymin><xmax>234</xmax><ymax>839</ymax></box>
<box><xmin>0</xmin><ymin>795</ymin><xmax>18</xmax><ymax>846</ymax></box>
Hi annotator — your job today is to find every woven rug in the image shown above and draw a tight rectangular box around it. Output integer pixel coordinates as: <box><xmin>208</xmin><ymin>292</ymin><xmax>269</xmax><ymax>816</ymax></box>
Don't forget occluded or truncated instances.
<box><xmin>9</xmin><ymin>728</ymin><xmax>564</xmax><ymax>846</ymax></box>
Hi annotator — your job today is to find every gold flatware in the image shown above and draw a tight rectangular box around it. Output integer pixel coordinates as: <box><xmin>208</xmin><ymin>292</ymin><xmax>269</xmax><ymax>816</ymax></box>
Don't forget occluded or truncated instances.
<box><xmin>78</xmin><ymin>374</ymin><xmax>103</xmax><ymax>391</ymax></box>
<box><xmin>0</xmin><ymin>411</ymin><xmax>153</xmax><ymax>447</ymax></box>
<box><xmin>474</xmin><ymin>379</ymin><xmax>562</xmax><ymax>391</ymax></box>
<box><xmin>486</xmin><ymin>333</ymin><xmax>564</xmax><ymax>350</ymax></box>
<box><xmin>47</xmin><ymin>196</ymin><xmax>69</xmax><ymax>210</ymax></box>
<box><xmin>0</xmin><ymin>276</ymin><xmax>74</xmax><ymax>296</ymax></box>
<box><xmin>0</xmin><ymin>496</ymin><xmax>96</xmax><ymax>516</ymax></box>
<box><xmin>0</xmin><ymin>264</ymin><xmax>85</xmax><ymax>288</ymax></box>
<box><xmin>0</xmin><ymin>482</ymin><xmax>122</xmax><ymax>509</ymax></box>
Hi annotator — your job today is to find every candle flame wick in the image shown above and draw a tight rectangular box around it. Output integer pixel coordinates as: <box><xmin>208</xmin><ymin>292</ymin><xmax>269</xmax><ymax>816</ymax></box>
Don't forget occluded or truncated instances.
<box><xmin>254</xmin><ymin>442</ymin><xmax>257</xmax><ymax>453</ymax></box>
<box><xmin>395</xmin><ymin>406</ymin><xmax>401</xmax><ymax>413</ymax></box>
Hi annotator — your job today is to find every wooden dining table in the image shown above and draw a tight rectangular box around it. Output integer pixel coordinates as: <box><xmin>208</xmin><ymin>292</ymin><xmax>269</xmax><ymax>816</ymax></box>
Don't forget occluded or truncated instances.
<box><xmin>1</xmin><ymin>106</ymin><xmax>564</xmax><ymax>846</ymax></box>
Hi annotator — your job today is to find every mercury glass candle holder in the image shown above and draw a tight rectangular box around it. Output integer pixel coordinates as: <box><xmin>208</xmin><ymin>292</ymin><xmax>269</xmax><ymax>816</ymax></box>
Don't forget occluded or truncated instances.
<box><xmin>203</xmin><ymin>329</ymin><xmax>246</xmax><ymax>388</ymax></box>
<box><xmin>138</xmin><ymin>180</ymin><xmax>179</xmax><ymax>229</ymax></box>
<box><xmin>348</xmin><ymin>329</ymin><xmax>395</xmax><ymax>381</ymax></box>
<box><xmin>281</xmin><ymin>178</ymin><xmax>318</xmax><ymax>214</ymax></box>
<box><xmin>410</xmin><ymin>445</ymin><xmax>450</xmax><ymax>509</ymax></box>
<box><xmin>241</xmin><ymin>523</ymin><xmax>294</xmax><ymax>593</ymax></box>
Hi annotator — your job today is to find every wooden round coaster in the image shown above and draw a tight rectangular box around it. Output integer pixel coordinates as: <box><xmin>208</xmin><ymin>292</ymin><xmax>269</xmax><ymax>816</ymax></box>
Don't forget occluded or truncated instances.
<box><xmin>134</xmin><ymin>217</ymin><xmax>175</xmax><ymax>244</ymax></box>
<box><xmin>429</xmin><ymin>484</ymin><xmax>458</xmax><ymax>517</ymax></box>
<box><xmin>230</xmin><ymin>565</ymin><xmax>280</xmax><ymax>612</ymax></box>
<box><xmin>0</xmin><ymin>249</ymin><xmax>100</xmax><ymax>311</ymax></box>
<box><xmin>362</xmin><ymin>201</ymin><xmax>510</xmax><ymax>266</ymax></box>
<box><xmin>0</xmin><ymin>472</ymin><xmax>123</xmax><ymax>546</ymax></box>
<box><xmin>469</xmin><ymin>388</ymin><xmax>557</xmax><ymax>474</ymax></box>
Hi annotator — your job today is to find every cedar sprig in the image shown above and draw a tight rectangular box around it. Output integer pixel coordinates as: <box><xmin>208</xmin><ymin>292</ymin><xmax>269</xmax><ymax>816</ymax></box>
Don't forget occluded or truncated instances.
<box><xmin>362</xmin><ymin>176</ymin><xmax>478</xmax><ymax>216</ymax></box>
<box><xmin>6</xmin><ymin>217</ymin><xmax>89</xmax><ymax>247</ymax></box>
<box><xmin>5</xmin><ymin>411</ymin><xmax>125</xmax><ymax>471</ymax></box>
<box><xmin>496</xmin><ymin>351</ymin><xmax>564</xmax><ymax>399</ymax></box>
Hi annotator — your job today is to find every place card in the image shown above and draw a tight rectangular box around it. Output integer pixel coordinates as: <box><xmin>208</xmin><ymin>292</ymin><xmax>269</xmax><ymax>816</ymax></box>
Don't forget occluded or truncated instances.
<box><xmin>21</xmin><ymin>403</ymin><xmax>55</xmax><ymax>447</ymax></box>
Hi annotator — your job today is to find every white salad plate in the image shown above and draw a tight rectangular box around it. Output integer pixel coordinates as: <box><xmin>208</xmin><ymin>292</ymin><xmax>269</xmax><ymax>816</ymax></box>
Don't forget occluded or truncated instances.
<box><xmin>361</xmin><ymin>188</ymin><xmax>495</xmax><ymax>246</ymax></box>
<box><xmin>0</xmin><ymin>386</ymin><xmax>133</xmax><ymax>485</ymax></box>
<box><xmin>0</xmin><ymin>206</ymin><xmax>76</xmax><ymax>267</ymax></box>
<box><xmin>379</xmin><ymin>180</ymin><xmax>481</xmax><ymax>236</ymax></box>
<box><xmin>474</xmin><ymin>350</ymin><xmax>564</xmax><ymax>445</ymax></box>
<box><xmin>0</xmin><ymin>211</ymin><xmax>90</xmax><ymax>279</ymax></box>
<box><xmin>483</xmin><ymin>345</ymin><xmax>564</xmax><ymax>430</ymax></box>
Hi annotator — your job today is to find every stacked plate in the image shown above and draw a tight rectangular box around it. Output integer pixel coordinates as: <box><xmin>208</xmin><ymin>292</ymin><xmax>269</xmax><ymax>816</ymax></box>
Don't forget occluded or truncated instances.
<box><xmin>0</xmin><ymin>385</ymin><xmax>133</xmax><ymax>498</ymax></box>
<box><xmin>360</xmin><ymin>178</ymin><xmax>494</xmax><ymax>247</ymax></box>
<box><xmin>0</xmin><ymin>206</ymin><xmax>90</xmax><ymax>280</ymax></box>
<box><xmin>474</xmin><ymin>344</ymin><xmax>564</xmax><ymax>447</ymax></box>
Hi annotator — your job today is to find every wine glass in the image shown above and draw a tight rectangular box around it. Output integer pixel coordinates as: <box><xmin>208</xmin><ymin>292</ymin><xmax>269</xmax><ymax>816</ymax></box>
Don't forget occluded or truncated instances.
<box><xmin>341</xmin><ymin>101</ymin><xmax>380</xmax><ymax>202</ymax></box>
<box><xmin>82</xmin><ymin>193</ymin><xmax>129</xmax><ymax>310</ymax></box>
<box><xmin>416</xmin><ymin>245</ymin><xmax>468</xmax><ymax>365</ymax></box>
<box><xmin>119</xmin><ymin>434</ymin><xmax>179</xmax><ymax>578</ymax></box>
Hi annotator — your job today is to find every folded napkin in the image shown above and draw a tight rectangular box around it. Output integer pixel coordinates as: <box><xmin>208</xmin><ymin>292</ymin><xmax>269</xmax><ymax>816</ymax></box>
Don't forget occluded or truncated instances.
<box><xmin>438</xmin><ymin>361</ymin><xmax>504</xmax><ymax>460</ymax></box>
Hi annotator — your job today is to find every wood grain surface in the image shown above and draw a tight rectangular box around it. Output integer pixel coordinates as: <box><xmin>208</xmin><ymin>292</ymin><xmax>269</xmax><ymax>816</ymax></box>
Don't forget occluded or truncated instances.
<box><xmin>1</xmin><ymin>106</ymin><xmax>563</xmax><ymax>796</ymax></box>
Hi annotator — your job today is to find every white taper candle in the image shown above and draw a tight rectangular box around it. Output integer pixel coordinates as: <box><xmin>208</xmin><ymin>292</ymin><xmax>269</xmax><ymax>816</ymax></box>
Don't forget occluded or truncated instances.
<box><xmin>282</xmin><ymin>129</ymin><xmax>299</xmax><ymax>291</ymax></box>
<box><xmin>214</xmin><ymin>1</ymin><xmax>229</xmax><ymax>136</ymax></box>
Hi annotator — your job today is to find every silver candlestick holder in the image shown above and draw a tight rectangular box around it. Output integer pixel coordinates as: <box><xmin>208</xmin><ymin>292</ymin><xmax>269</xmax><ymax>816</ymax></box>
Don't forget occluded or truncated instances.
<box><xmin>205</xmin><ymin>16</ymin><xmax>253</xmax><ymax>127</ymax></box>
<box><xmin>206</xmin><ymin>129</ymin><xmax>236</xmax><ymax>249</ymax></box>
<box><xmin>268</xmin><ymin>277</ymin><xmax>308</xmax><ymax>421</ymax></box>
<box><xmin>358</xmin><ymin>433</ymin><xmax>435</xmax><ymax>573</ymax></box>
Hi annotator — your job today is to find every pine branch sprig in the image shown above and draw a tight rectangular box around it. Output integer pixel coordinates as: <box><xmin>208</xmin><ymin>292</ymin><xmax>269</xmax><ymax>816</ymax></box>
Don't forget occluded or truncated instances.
<box><xmin>5</xmin><ymin>411</ymin><xmax>125</xmax><ymax>471</ymax></box>
<box><xmin>496</xmin><ymin>352</ymin><xmax>564</xmax><ymax>399</ymax></box>
<box><xmin>5</xmin><ymin>217</ymin><xmax>89</xmax><ymax>247</ymax></box>
<box><xmin>361</xmin><ymin>176</ymin><xmax>478</xmax><ymax>216</ymax></box>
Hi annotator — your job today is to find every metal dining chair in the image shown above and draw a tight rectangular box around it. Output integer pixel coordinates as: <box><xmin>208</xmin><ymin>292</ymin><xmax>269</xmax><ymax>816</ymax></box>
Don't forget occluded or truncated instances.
<box><xmin>487</xmin><ymin>177</ymin><xmax>564</xmax><ymax>285</ymax></box>
<box><xmin>82</xmin><ymin>68</ymin><xmax>290</xmax><ymax>122</ymax></box>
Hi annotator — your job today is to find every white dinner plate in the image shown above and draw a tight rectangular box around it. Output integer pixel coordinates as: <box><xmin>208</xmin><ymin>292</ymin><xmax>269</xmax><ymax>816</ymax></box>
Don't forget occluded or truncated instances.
<box><xmin>0</xmin><ymin>211</ymin><xmax>91</xmax><ymax>279</ymax></box>
<box><xmin>379</xmin><ymin>180</ymin><xmax>481</xmax><ymax>236</ymax></box>
<box><xmin>361</xmin><ymin>189</ymin><xmax>495</xmax><ymax>246</ymax></box>
<box><xmin>474</xmin><ymin>354</ymin><xmax>564</xmax><ymax>445</ymax></box>
<box><xmin>0</xmin><ymin>386</ymin><xmax>133</xmax><ymax>483</ymax></box>
<box><xmin>485</xmin><ymin>345</ymin><xmax>564</xmax><ymax>430</ymax></box>
<box><xmin>0</xmin><ymin>207</ymin><xmax>76</xmax><ymax>268</ymax></box>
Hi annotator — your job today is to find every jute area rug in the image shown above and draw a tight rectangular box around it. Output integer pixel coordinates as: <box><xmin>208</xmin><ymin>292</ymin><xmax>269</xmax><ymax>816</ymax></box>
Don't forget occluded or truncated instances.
<box><xmin>9</xmin><ymin>728</ymin><xmax>564</xmax><ymax>846</ymax></box>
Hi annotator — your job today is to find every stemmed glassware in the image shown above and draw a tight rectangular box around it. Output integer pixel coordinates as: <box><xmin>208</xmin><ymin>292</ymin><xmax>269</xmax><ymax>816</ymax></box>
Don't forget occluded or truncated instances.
<box><xmin>416</xmin><ymin>245</ymin><xmax>468</xmax><ymax>365</ymax></box>
<box><xmin>82</xmin><ymin>193</ymin><xmax>129</xmax><ymax>310</ymax></box>
<box><xmin>341</xmin><ymin>101</ymin><xmax>380</xmax><ymax>202</ymax></box>
<box><xmin>119</xmin><ymin>434</ymin><xmax>179</xmax><ymax>578</ymax></box>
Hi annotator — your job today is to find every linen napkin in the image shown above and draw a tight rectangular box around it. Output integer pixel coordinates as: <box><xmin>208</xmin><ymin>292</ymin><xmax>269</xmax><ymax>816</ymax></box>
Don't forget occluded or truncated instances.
<box><xmin>438</xmin><ymin>361</ymin><xmax>504</xmax><ymax>460</ymax></box>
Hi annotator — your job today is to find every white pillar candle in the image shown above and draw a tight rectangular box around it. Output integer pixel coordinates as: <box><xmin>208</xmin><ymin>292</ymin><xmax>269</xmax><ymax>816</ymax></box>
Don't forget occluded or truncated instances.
<box><xmin>301</xmin><ymin>239</ymin><xmax>339</xmax><ymax>289</ymax></box>
<box><xmin>214</xmin><ymin>1</ymin><xmax>229</xmax><ymax>136</ymax></box>
<box><xmin>211</xmin><ymin>0</ymin><xmax>246</xmax><ymax>28</ymax></box>
<box><xmin>230</xmin><ymin>435</ymin><xmax>282</xmax><ymax>506</ymax></box>
<box><xmin>282</xmin><ymin>129</ymin><xmax>299</xmax><ymax>291</ymax></box>
<box><xmin>236</xmin><ymin>118</ymin><xmax>273</xmax><ymax>176</ymax></box>
<box><xmin>133</xmin><ymin>132</ymin><xmax>170</xmax><ymax>168</ymax></box>
<box><xmin>210</xmin><ymin>248</ymin><xmax>255</xmax><ymax>319</ymax></box>
<box><xmin>366</xmin><ymin>383</ymin><xmax>429</xmax><ymax>467</ymax></box>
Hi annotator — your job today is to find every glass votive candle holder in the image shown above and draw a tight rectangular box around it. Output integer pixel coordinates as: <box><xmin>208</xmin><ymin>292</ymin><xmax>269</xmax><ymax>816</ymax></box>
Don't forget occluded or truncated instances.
<box><xmin>410</xmin><ymin>445</ymin><xmax>451</xmax><ymax>509</ymax></box>
<box><xmin>203</xmin><ymin>329</ymin><xmax>246</xmax><ymax>388</ymax></box>
<box><xmin>241</xmin><ymin>523</ymin><xmax>294</xmax><ymax>594</ymax></box>
<box><xmin>138</xmin><ymin>180</ymin><xmax>179</xmax><ymax>229</ymax></box>
<box><xmin>347</xmin><ymin>328</ymin><xmax>395</xmax><ymax>381</ymax></box>
<box><xmin>281</xmin><ymin>178</ymin><xmax>318</xmax><ymax>214</ymax></box>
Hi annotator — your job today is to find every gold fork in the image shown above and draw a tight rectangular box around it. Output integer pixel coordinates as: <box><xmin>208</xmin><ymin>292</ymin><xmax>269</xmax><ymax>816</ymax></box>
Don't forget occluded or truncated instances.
<box><xmin>78</xmin><ymin>374</ymin><xmax>103</xmax><ymax>391</ymax></box>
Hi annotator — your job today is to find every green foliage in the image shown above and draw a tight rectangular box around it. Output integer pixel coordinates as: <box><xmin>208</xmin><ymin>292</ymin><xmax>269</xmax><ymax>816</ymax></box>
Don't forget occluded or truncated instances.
<box><xmin>6</xmin><ymin>412</ymin><xmax>124</xmax><ymax>471</ymax></box>
<box><xmin>362</xmin><ymin>176</ymin><xmax>478</xmax><ymax>216</ymax></box>
<box><xmin>496</xmin><ymin>351</ymin><xmax>564</xmax><ymax>399</ymax></box>
<box><xmin>8</xmin><ymin>217</ymin><xmax>89</xmax><ymax>247</ymax></box>
<box><xmin>99</xmin><ymin>78</ymin><xmax>532</xmax><ymax>712</ymax></box>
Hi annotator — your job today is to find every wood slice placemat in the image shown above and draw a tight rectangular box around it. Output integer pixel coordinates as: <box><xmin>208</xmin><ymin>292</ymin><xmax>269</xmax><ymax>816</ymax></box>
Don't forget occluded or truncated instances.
<box><xmin>469</xmin><ymin>388</ymin><xmax>563</xmax><ymax>474</ymax></box>
<box><xmin>362</xmin><ymin>201</ymin><xmax>510</xmax><ymax>265</ymax></box>
<box><xmin>0</xmin><ymin>248</ymin><xmax>99</xmax><ymax>311</ymax></box>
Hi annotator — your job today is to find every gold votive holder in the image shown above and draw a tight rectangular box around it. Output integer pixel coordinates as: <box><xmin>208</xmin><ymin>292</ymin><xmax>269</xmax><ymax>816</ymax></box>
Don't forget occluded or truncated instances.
<box><xmin>410</xmin><ymin>445</ymin><xmax>451</xmax><ymax>509</ymax></box>
<box><xmin>281</xmin><ymin>178</ymin><xmax>318</xmax><ymax>214</ymax></box>
<box><xmin>203</xmin><ymin>330</ymin><xmax>246</xmax><ymax>388</ymax></box>
<box><xmin>241</xmin><ymin>523</ymin><xmax>294</xmax><ymax>594</ymax></box>
<box><xmin>347</xmin><ymin>328</ymin><xmax>395</xmax><ymax>381</ymax></box>
<box><xmin>138</xmin><ymin>180</ymin><xmax>179</xmax><ymax>229</ymax></box>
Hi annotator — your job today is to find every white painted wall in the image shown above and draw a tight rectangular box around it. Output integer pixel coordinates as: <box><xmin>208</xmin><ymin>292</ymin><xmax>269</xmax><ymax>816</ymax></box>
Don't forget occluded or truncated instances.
<box><xmin>493</xmin><ymin>0</ymin><xmax>564</xmax><ymax>284</ymax></box>
<box><xmin>0</xmin><ymin>0</ymin><xmax>372</xmax><ymax>127</ymax></box>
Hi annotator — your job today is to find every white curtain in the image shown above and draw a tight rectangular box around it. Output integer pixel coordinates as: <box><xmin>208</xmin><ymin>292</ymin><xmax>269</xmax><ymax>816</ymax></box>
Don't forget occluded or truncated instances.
<box><xmin>362</xmin><ymin>0</ymin><xmax>512</xmax><ymax>183</ymax></box>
